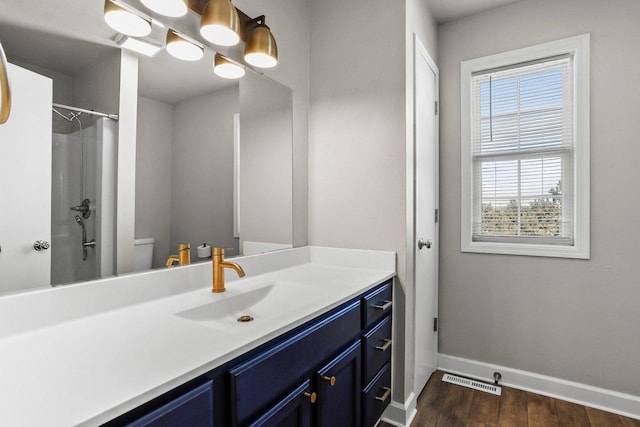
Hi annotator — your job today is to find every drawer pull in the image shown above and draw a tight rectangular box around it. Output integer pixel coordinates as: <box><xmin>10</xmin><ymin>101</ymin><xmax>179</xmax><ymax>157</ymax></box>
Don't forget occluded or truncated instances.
<box><xmin>375</xmin><ymin>339</ymin><xmax>392</xmax><ymax>352</ymax></box>
<box><xmin>373</xmin><ymin>300</ymin><xmax>392</xmax><ymax>311</ymax></box>
<box><xmin>303</xmin><ymin>391</ymin><xmax>317</xmax><ymax>404</ymax></box>
<box><xmin>322</xmin><ymin>375</ymin><xmax>336</xmax><ymax>386</ymax></box>
<box><xmin>375</xmin><ymin>387</ymin><xmax>391</xmax><ymax>402</ymax></box>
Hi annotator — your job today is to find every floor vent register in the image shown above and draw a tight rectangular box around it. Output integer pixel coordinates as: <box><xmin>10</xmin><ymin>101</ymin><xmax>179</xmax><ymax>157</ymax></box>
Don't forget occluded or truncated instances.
<box><xmin>442</xmin><ymin>373</ymin><xmax>502</xmax><ymax>396</ymax></box>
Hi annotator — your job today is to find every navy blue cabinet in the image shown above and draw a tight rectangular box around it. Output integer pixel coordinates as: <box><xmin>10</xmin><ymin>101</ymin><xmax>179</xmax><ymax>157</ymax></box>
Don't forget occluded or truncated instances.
<box><xmin>229</xmin><ymin>301</ymin><xmax>361</xmax><ymax>426</ymax></box>
<box><xmin>361</xmin><ymin>282</ymin><xmax>393</xmax><ymax>427</ymax></box>
<box><xmin>126</xmin><ymin>380</ymin><xmax>213</xmax><ymax>427</ymax></box>
<box><xmin>316</xmin><ymin>340</ymin><xmax>362</xmax><ymax>427</ymax></box>
<box><xmin>247</xmin><ymin>380</ymin><xmax>313</xmax><ymax>427</ymax></box>
<box><xmin>104</xmin><ymin>280</ymin><xmax>393</xmax><ymax>427</ymax></box>
<box><xmin>363</xmin><ymin>363</ymin><xmax>392</xmax><ymax>427</ymax></box>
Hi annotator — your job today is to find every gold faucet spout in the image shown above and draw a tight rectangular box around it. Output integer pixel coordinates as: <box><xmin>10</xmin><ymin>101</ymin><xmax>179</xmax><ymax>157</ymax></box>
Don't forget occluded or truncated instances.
<box><xmin>165</xmin><ymin>255</ymin><xmax>179</xmax><ymax>268</ymax></box>
<box><xmin>220</xmin><ymin>260</ymin><xmax>245</xmax><ymax>278</ymax></box>
<box><xmin>166</xmin><ymin>243</ymin><xmax>191</xmax><ymax>268</ymax></box>
<box><xmin>212</xmin><ymin>248</ymin><xmax>244</xmax><ymax>293</ymax></box>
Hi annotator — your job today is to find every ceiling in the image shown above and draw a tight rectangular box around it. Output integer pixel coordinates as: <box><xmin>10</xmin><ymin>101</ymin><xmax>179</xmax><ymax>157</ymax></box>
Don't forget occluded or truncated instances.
<box><xmin>427</xmin><ymin>0</ymin><xmax>523</xmax><ymax>23</ymax></box>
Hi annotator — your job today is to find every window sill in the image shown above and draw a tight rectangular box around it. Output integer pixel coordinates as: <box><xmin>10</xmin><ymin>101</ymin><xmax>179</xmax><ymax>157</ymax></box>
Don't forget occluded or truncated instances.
<box><xmin>461</xmin><ymin>240</ymin><xmax>589</xmax><ymax>259</ymax></box>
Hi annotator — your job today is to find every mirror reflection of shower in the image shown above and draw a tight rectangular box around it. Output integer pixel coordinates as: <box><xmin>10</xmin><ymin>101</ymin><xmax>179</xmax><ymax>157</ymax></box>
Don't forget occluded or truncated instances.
<box><xmin>51</xmin><ymin>103</ymin><xmax>117</xmax><ymax>286</ymax></box>
<box><xmin>53</xmin><ymin>107</ymin><xmax>93</xmax><ymax>219</ymax></box>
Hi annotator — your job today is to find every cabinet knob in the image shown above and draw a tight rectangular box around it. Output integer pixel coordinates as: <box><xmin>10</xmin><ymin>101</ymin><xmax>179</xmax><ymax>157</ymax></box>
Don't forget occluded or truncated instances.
<box><xmin>322</xmin><ymin>375</ymin><xmax>336</xmax><ymax>386</ymax></box>
<box><xmin>303</xmin><ymin>391</ymin><xmax>317</xmax><ymax>404</ymax></box>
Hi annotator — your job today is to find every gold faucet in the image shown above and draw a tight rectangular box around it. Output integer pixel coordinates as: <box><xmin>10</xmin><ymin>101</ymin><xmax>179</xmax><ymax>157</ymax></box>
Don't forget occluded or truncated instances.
<box><xmin>212</xmin><ymin>247</ymin><xmax>245</xmax><ymax>293</ymax></box>
<box><xmin>166</xmin><ymin>243</ymin><xmax>191</xmax><ymax>268</ymax></box>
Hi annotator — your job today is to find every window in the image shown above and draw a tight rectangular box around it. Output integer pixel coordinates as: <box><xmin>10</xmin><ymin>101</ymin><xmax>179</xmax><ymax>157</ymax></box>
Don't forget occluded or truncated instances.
<box><xmin>461</xmin><ymin>35</ymin><xmax>590</xmax><ymax>258</ymax></box>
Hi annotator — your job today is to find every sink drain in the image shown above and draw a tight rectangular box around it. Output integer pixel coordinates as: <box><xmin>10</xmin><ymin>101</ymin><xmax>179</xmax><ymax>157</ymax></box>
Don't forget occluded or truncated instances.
<box><xmin>237</xmin><ymin>315</ymin><xmax>254</xmax><ymax>323</ymax></box>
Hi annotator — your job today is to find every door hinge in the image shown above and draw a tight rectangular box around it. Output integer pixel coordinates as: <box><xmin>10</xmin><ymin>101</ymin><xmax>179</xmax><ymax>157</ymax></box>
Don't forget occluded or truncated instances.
<box><xmin>435</xmin><ymin>208</ymin><xmax>439</xmax><ymax>223</ymax></box>
<box><xmin>433</xmin><ymin>317</ymin><xmax>438</xmax><ymax>332</ymax></box>
<box><xmin>434</xmin><ymin>100</ymin><xmax>439</xmax><ymax>115</ymax></box>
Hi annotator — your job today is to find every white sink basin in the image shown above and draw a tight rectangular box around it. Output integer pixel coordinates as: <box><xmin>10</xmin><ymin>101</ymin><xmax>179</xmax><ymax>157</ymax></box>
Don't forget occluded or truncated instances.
<box><xmin>174</xmin><ymin>280</ymin><xmax>328</xmax><ymax>330</ymax></box>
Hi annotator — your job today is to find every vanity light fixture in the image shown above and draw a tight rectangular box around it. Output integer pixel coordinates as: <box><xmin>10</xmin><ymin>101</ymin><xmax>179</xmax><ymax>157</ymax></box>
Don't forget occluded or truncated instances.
<box><xmin>104</xmin><ymin>0</ymin><xmax>152</xmax><ymax>37</ymax></box>
<box><xmin>114</xmin><ymin>34</ymin><xmax>163</xmax><ymax>57</ymax></box>
<box><xmin>244</xmin><ymin>17</ymin><xmax>278</xmax><ymax>68</ymax></box>
<box><xmin>140</xmin><ymin>0</ymin><xmax>187</xmax><ymax>18</ymax></box>
<box><xmin>199</xmin><ymin>0</ymin><xmax>240</xmax><ymax>47</ymax></box>
<box><xmin>166</xmin><ymin>30</ymin><xmax>204</xmax><ymax>61</ymax></box>
<box><xmin>214</xmin><ymin>53</ymin><xmax>245</xmax><ymax>79</ymax></box>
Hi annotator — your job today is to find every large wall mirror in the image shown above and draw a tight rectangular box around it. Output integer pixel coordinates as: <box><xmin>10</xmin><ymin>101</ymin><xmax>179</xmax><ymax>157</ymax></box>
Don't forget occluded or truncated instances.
<box><xmin>0</xmin><ymin>0</ymin><xmax>293</xmax><ymax>296</ymax></box>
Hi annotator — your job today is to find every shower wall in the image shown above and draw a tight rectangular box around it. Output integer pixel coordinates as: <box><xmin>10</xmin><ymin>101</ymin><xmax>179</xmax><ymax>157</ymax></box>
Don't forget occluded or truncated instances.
<box><xmin>51</xmin><ymin>117</ymin><xmax>115</xmax><ymax>286</ymax></box>
<box><xmin>51</xmin><ymin>121</ymin><xmax>97</xmax><ymax>285</ymax></box>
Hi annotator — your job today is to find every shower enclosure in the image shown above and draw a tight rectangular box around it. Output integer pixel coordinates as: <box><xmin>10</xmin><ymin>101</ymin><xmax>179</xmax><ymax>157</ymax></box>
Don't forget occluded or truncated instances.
<box><xmin>51</xmin><ymin>106</ymin><xmax>117</xmax><ymax>286</ymax></box>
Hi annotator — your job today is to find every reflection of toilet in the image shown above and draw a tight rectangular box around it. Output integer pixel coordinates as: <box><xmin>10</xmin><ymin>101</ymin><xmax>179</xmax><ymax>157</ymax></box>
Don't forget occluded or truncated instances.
<box><xmin>133</xmin><ymin>238</ymin><xmax>155</xmax><ymax>271</ymax></box>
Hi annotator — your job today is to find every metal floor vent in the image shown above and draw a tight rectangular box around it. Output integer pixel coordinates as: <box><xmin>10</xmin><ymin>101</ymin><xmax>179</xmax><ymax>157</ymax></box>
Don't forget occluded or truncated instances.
<box><xmin>442</xmin><ymin>373</ymin><xmax>502</xmax><ymax>396</ymax></box>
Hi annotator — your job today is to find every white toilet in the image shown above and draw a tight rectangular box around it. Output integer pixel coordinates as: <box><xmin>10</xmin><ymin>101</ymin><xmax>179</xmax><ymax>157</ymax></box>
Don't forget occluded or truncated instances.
<box><xmin>133</xmin><ymin>237</ymin><xmax>155</xmax><ymax>271</ymax></box>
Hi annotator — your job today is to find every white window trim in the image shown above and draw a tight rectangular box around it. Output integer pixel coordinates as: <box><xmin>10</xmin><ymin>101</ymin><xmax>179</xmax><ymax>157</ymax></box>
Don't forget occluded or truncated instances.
<box><xmin>460</xmin><ymin>34</ymin><xmax>590</xmax><ymax>259</ymax></box>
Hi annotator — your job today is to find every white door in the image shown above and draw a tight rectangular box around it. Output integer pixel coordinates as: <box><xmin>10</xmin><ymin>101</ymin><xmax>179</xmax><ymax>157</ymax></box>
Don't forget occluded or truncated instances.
<box><xmin>414</xmin><ymin>37</ymin><xmax>439</xmax><ymax>396</ymax></box>
<box><xmin>0</xmin><ymin>63</ymin><xmax>52</xmax><ymax>292</ymax></box>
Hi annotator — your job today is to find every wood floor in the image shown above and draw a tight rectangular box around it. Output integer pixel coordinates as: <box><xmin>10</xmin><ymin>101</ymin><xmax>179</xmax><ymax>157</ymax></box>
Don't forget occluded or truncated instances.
<box><xmin>380</xmin><ymin>371</ymin><xmax>640</xmax><ymax>427</ymax></box>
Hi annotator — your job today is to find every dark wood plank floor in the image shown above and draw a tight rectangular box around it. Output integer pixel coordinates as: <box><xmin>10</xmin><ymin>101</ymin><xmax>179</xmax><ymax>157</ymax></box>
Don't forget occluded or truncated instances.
<box><xmin>380</xmin><ymin>371</ymin><xmax>640</xmax><ymax>427</ymax></box>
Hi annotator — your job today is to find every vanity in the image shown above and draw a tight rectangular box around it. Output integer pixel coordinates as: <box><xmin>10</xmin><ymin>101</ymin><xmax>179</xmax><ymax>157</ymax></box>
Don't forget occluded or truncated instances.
<box><xmin>0</xmin><ymin>247</ymin><xmax>395</xmax><ymax>426</ymax></box>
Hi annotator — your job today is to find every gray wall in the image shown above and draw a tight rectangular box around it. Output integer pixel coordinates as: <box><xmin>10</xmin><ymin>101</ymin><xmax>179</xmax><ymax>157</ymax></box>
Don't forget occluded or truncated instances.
<box><xmin>135</xmin><ymin>96</ymin><xmax>173</xmax><ymax>268</ymax></box>
<box><xmin>309</xmin><ymin>0</ymin><xmax>405</xmax><ymax>269</ymax></box>
<box><xmin>239</xmin><ymin>73</ymin><xmax>293</xmax><ymax>247</ymax></box>
<box><xmin>309</xmin><ymin>0</ymin><xmax>437</xmax><ymax>406</ymax></box>
<box><xmin>171</xmin><ymin>86</ymin><xmax>240</xmax><ymax>258</ymax></box>
<box><xmin>73</xmin><ymin>52</ymin><xmax>121</xmax><ymax>118</ymax></box>
<box><xmin>235</xmin><ymin>0</ymin><xmax>310</xmax><ymax>248</ymax></box>
<box><xmin>438</xmin><ymin>0</ymin><xmax>640</xmax><ymax>395</ymax></box>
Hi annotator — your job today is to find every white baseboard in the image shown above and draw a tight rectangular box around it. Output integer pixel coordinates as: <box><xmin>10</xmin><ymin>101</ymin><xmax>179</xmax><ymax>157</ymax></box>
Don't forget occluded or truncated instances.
<box><xmin>379</xmin><ymin>392</ymin><xmax>417</xmax><ymax>427</ymax></box>
<box><xmin>438</xmin><ymin>353</ymin><xmax>640</xmax><ymax>420</ymax></box>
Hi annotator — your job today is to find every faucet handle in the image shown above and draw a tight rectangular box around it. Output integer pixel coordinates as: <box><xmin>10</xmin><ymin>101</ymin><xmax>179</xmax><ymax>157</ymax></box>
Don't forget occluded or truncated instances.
<box><xmin>213</xmin><ymin>247</ymin><xmax>225</xmax><ymax>257</ymax></box>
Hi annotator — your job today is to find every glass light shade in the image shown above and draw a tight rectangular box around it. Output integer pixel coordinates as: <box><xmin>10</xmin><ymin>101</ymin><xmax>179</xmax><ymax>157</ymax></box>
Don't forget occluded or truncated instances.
<box><xmin>199</xmin><ymin>0</ymin><xmax>240</xmax><ymax>46</ymax></box>
<box><xmin>104</xmin><ymin>0</ymin><xmax>152</xmax><ymax>37</ymax></box>
<box><xmin>244</xmin><ymin>26</ymin><xmax>278</xmax><ymax>68</ymax></box>
<box><xmin>214</xmin><ymin>53</ymin><xmax>245</xmax><ymax>79</ymax></box>
<box><xmin>140</xmin><ymin>0</ymin><xmax>187</xmax><ymax>17</ymax></box>
<box><xmin>166</xmin><ymin>31</ymin><xmax>204</xmax><ymax>61</ymax></box>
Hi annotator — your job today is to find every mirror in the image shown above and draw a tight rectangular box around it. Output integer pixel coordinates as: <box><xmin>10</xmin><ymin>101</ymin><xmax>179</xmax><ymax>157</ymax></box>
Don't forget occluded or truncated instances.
<box><xmin>0</xmin><ymin>0</ymin><xmax>293</xmax><ymax>295</ymax></box>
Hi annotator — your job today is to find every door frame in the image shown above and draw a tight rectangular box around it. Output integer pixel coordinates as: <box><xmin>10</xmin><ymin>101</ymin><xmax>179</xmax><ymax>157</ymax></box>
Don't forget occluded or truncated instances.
<box><xmin>409</xmin><ymin>34</ymin><xmax>439</xmax><ymax>397</ymax></box>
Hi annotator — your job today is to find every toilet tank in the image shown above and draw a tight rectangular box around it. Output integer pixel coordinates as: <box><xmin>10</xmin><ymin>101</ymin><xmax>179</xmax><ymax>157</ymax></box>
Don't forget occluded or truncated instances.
<box><xmin>133</xmin><ymin>238</ymin><xmax>155</xmax><ymax>271</ymax></box>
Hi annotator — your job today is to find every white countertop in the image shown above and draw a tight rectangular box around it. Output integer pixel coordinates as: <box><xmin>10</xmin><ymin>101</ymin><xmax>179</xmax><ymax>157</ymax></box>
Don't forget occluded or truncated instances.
<box><xmin>0</xmin><ymin>247</ymin><xmax>395</xmax><ymax>426</ymax></box>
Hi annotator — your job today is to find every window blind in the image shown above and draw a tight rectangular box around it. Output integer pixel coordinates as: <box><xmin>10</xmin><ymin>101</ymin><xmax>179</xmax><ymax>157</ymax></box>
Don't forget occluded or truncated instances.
<box><xmin>470</xmin><ymin>56</ymin><xmax>574</xmax><ymax>244</ymax></box>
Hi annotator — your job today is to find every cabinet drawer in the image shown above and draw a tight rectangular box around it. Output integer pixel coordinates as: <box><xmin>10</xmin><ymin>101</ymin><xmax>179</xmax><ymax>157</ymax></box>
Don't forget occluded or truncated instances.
<box><xmin>363</xmin><ymin>315</ymin><xmax>392</xmax><ymax>385</ymax></box>
<box><xmin>362</xmin><ymin>281</ymin><xmax>392</xmax><ymax>329</ymax></box>
<box><xmin>126</xmin><ymin>380</ymin><xmax>213</xmax><ymax>427</ymax></box>
<box><xmin>230</xmin><ymin>301</ymin><xmax>361</xmax><ymax>426</ymax></box>
<box><xmin>362</xmin><ymin>363</ymin><xmax>391</xmax><ymax>427</ymax></box>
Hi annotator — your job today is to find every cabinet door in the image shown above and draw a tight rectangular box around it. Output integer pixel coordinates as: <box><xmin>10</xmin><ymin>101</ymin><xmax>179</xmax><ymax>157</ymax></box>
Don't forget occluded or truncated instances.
<box><xmin>315</xmin><ymin>341</ymin><xmax>361</xmax><ymax>427</ymax></box>
<box><xmin>126</xmin><ymin>380</ymin><xmax>213</xmax><ymax>427</ymax></box>
<box><xmin>248</xmin><ymin>380</ymin><xmax>313</xmax><ymax>427</ymax></box>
